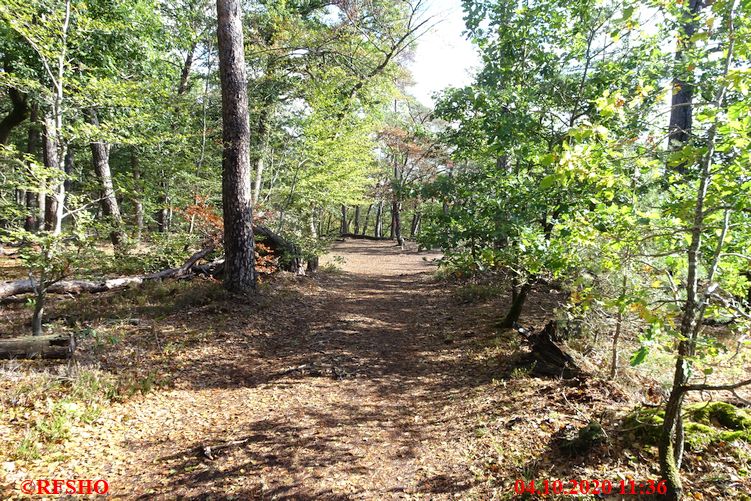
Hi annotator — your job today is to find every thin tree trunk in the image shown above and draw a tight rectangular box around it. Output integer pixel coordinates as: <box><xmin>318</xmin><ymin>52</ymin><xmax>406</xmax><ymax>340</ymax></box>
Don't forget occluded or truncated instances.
<box><xmin>131</xmin><ymin>151</ymin><xmax>144</xmax><ymax>241</ymax></box>
<box><xmin>217</xmin><ymin>0</ymin><xmax>256</xmax><ymax>292</ymax></box>
<box><xmin>87</xmin><ymin>110</ymin><xmax>124</xmax><ymax>249</ymax></box>
<box><xmin>374</xmin><ymin>200</ymin><xmax>383</xmax><ymax>238</ymax></box>
<box><xmin>177</xmin><ymin>42</ymin><xmax>197</xmax><ymax>96</ymax></box>
<box><xmin>392</xmin><ymin>199</ymin><xmax>404</xmax><ymax>246</ymax></box>
<box><xmin>361</xmin><ymin>204</ymin><xmax>372</xmax><ymax>236</ymax></box>
<box><xmin>42</xmin><ymin>116</ymin><xmax>65</xmax><ymax>233</ymax></box>
<box><xmin>340</xmin><ymin>205</ymin><xmax>348</xmax><ymax>234</ymax></box>
<box><xmin>659</xmin><ymin>9</ymin><xmax>736</xmax><ymax>497</ymax></box>
<box><xmin>16</xmin><ymin>188</ymin><xmax>25</xmax><ymax>208</ymax></box>
<box><xmin>251</xmin><ymin>105</ymin><xmax>273</xmax><ymax>206</ymax></box>
<box><xmin>500</xmin><ymin>277</ymin><xmax>532</xmax><ymax>328</ymax></box>
<box><xmin>63</xmin><ymin>145</ymin><xmax>74</xmax><ymax>192</ymax></box>
<box><xmin>24</xmin><ymin>106</ymin><xmax>40</xmax><ymax>232</ymax></box>
<box><xmin>353</xmin><ymin>205</ymin><xmax>361</xmax><ymax>235</ymax></box>
<box><xmin>156</xmin><ymin>176</ymin><xmax>168</xmax><ymax>233</ymax></box>
<box><xmin>32</xmin><ymin>289</ymin><xmax>45</xmax><ymax>337</ymax></box>
<box><xmin>410</xmin><ymin>211</ymin><xmax>421</xmax><ymax>238</ymax></box>
<box><xmin>309</xmin><ymin>210</ymin><xmax>318</xmax><ymax>238</ymax></box>
<box><xmin>42</xmin><ymin>1</ymin><xmax>70</xmax><ymax>235</ymax></box>
<box><xmin>37</xmin><ymin>176</ymin><xmax>46</xmax><ymax>232</ymax></box>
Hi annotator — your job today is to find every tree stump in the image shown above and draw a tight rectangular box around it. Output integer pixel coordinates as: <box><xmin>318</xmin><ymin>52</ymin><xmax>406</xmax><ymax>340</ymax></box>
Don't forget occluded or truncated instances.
<box><xmin>516</xmin><ymin>321</ymin><xmax>582</xmax><ymax>379</ymax></box>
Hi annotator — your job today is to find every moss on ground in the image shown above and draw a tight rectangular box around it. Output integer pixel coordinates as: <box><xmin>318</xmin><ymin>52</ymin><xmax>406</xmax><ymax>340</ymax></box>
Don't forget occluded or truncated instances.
<box><xmin>623</xmin><ymin>401</ymin><xmax>751</xmax><ymax>452</ymax></box>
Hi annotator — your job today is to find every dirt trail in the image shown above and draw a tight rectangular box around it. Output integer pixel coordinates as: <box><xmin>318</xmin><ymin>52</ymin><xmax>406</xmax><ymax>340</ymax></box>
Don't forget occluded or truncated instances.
<box><xmin>56</xmin><ymin>240</ymin><xmax>490</xmax><ymax>499</ymax></box>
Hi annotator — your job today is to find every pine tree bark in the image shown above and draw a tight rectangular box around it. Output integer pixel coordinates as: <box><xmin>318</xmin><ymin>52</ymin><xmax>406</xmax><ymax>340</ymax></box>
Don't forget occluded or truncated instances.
<box><xmin>217</xmin><ymin>0</ymin><xmax>256</xmax><ymax>292</ymax></box>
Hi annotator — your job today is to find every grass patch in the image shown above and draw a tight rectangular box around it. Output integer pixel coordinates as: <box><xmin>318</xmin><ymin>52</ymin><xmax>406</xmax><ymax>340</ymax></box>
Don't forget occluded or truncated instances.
<box><xmin>456</xmin><ymin>283</ymin><xmax>505</xmax><ymax>303</ymax></box>
<box><xmin>1</xmin><ymin>364</ymin><xmax>161</xmax><ymax>462</ymax></box>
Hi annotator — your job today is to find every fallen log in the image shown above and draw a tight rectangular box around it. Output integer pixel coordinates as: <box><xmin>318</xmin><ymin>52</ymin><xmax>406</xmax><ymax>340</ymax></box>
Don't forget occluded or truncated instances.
<box><xmin>0</xmin><ymin>333</ymin><xmax>74</xmax><ymax>359</ymax></box>
<box><xmin>0</xmin><ymin>244</ymin><xmax>215</xmax><ymax>300</ymax></box>
<box><xmin>515</xmin><ymin>321</ymin><xmax>582</xmax><ymax>379</ymax></box>
<box><xmin>0</xmin><ymin>226</ymin><xmax>312</xmax><ymax>299</ymax></box>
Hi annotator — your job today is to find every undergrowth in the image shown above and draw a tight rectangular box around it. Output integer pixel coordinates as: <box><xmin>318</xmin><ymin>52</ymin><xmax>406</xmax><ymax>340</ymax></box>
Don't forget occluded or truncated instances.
<box><xmin>0</xmin><ymin>363</ymin><xmax>159</xmax><ymax>461</ymax></box>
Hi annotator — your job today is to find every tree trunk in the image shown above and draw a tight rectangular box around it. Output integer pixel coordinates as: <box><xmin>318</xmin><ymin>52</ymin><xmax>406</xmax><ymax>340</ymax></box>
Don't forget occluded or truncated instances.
<box><xmin>392</xmin><ymin>199</ymin><xmax>404</xmax><ymax>246</ymax></box>
<box><xmin>410</xmin><ymin>211</ymin><xmax>421</xmax><ymax>238</ymax></box>
<box><xmin>24</xmin><ymin>106</ymin><xmax>40</xmax><ymax>232</ymax></box>
<box><xmin>32</xmin><ymin>288</ymin><xmax>45</xmax><ymax>336</ymax></box>
<box><xmin>16</xmin><ymin>188</ymin><xmax>26</xmax><ymax>209</ymax></box>
<box><xmin>251</xmin><ymin>105</ymin><xmax>273</xmax><ymax>206</ymax></box>
<box><xmin>63</xmin><ymin>145</ymin><xmax>74</xmax><ymax>192</ymax></box>
<box><xmin>37</xmin><ymin>176</ymin><xmax>46</xmax><ymax>232</ymax></box>
<box><xmin>42</xmin><ymin>115</ymin><xmax>65</xmax><ymax>234</ymax></box>
<box><xmin>361</xmin><ymin>204</ymin><xmax>372</xmax><ymax>236</ymax></box>
<box><xmin>87</xmin><ymin>110</ymin><xmax>125</xmax><ymax>249</ymax></box>
<box><xmin>609</xmin><ymin>308</ymin><xmax>624</xmax><ymax>380</ymax></box>
<box><xmin>0</xmin><ymin>86</ymin><xmax>29</xmax><ymax>144</ymax></box>
<box><xmin>374</xmin><ymin>200</ymin><xmax>383</xmax><ymax>238</ymax></box>
<box><xmin>389</xmin><ymin>207</ymin><xmax>395</xmax><ymax>239</ymax></box>
<box><xmin>306</xmin><ymin>256</ymin><xmax>319</xmax><ymax>274</ymax></box>
<box><xmin>309</xmin><ymin>210</ymin><xmax>318</xmax><ymax>238</ymax></box>
<box><xmin>660</xmin><ymin>360</ymin><xmax>688</xmax><ymax>501</ymax></box>
<box><xmin>217</xmin><ymin>0</ymin><xmax>256</xmax><ymax>292</ymax></box>
<box><xmin>667</xmin><ymin>0</ymin><xmax>703</xmax><ymax>172</ymax></box>
<box><xmin>177</xmin><ymin>42</ymin><xmax>197</xmax><ymax>96</ymax></box>
<box><xmin>353</xmin><ymin>205</ymin><xmax>361</xmax><ymax>235</ymax></box>
<box><xmin>500</xmin><ymin>278</ymin><xmax>532</xmax><ymax>328</ymax></box>
<box><xmin>40</xmin><ymin>0</ymin><xmax>70</xmax><ymax>235</ymax></box>
<box><xmin>131</xmin><ymin>151</ymin><xmax>144</xmax><ymax>241</ymax></box>
<box><xmin>325</xmin><ymin>212</ymin><xmax>332</xmax><ymax>235</ymax></box>
<box><xmin>156</xmin><ymin>176</ymin><xmax>169</xmax><ymax>233</ymax></box>
<box><xmin>340</xmin><ymin>205</ymin><xmax>348</xmax><ymax>234</ymax></box>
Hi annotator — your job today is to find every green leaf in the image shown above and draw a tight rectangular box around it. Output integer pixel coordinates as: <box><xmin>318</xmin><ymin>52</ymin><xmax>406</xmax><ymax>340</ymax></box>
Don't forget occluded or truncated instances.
<box><xmin>540</xmin><ymin>175</ymin><xmax>557</xmax><ymax>189</ymax></box>
<box><xmin>630</xmin><ymin>346</ymin><xmax>649</xmax><ymax>366</ymax></box>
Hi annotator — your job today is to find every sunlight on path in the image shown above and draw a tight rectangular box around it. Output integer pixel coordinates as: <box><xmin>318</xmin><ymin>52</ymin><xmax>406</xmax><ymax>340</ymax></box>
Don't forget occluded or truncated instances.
<box><xmin>320</xmin><ymin>239</ymin><xmax>442</xmax><ymax>276</ymax></box>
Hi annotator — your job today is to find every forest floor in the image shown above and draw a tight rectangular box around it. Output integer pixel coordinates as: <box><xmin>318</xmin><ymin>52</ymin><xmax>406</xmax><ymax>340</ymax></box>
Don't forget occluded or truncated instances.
<box><xmin>1</xmin><ymin>239</ymin><xmax>750</xmax><ymax>499</ymax></box>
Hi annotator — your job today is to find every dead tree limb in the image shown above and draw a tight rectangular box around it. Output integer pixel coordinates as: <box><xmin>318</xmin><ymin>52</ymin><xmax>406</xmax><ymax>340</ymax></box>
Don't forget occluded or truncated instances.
<box><xmin>0</xmin><ymin>333</ymin><xmax>74</xmax><ymax>359</ymax></box>
<box><xmin>254</xmin><ymin>225</ymin><xmax>305</xmax><ymax>274</ymax></box>
<box><xmin>0</xmin><ymin>244</ymin><xmax>216</xmax><ymax>299</ymax></box>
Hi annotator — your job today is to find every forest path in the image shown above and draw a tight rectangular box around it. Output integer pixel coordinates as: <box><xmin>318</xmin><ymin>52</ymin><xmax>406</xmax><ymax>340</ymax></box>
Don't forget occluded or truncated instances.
<box><xmin>69</xmin><ymin>239</ymin><xmax>495</xmax><ymax>499</ymax></box>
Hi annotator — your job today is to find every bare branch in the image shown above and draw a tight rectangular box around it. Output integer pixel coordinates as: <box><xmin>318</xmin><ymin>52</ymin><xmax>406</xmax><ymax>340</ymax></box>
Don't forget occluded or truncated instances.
<box><xmin>683</xmin><ymin>378</ymin><xmax>751</xmax><ymax>392</ymax></box>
